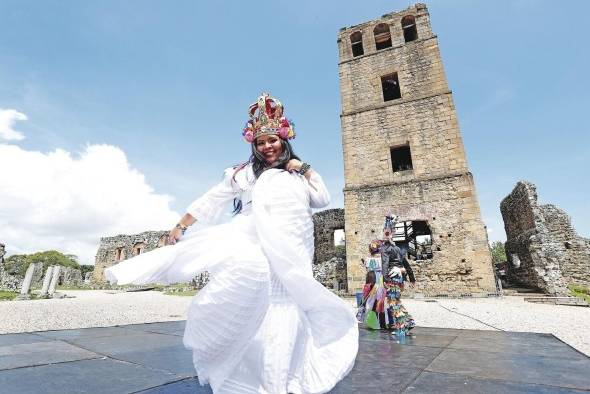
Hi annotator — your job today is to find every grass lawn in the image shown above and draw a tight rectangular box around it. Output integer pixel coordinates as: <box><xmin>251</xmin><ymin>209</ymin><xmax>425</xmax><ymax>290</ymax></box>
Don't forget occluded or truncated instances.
<box><xmin>164</xmin><ymin>289</ymin><xmax>198</xmax><ymax>297</ymax></box>
<box><xmin>0</xmin><ymin>291</ymin><xmax>18</xmax><ymax>301</ymax></box>
<box><xmin>57</xmin><ymin>285</ymin><xmax>92</xmax><ymax>291</ymax></box>
<box><xmin>569</xmin><ymin>284</ymin><xmax>590</xmax><ymax>304</ymax></box>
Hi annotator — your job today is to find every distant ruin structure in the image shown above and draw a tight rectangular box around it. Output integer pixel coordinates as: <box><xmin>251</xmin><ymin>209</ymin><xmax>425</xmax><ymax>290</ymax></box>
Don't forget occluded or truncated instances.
<box><xmin>312</xmin><ymin>209</ymin><xmax>347</xmax><ymax>291</ymax></box>
<box><xmin>92</xmin><ymin>230</ymin><xmax>168</xmax><ymax>282</ymax></box>
<box><xmin>0</xmin><ymin>243</ymin><xmax>20</xmax><ymax>292</ymax></box>
<box><xmin>95</xmin><ymin>211</ymin><xmax>350</xmax><ymax>290</ymax></box>
<box><xmin>337</xmin><ymin>3</ymin><xmax>495</xmax><ymax>295</ymax></box>
<box><xmin>501</xmin><ymin>181</ymin><xmax>590</xmax><ymax>295</ymax></box>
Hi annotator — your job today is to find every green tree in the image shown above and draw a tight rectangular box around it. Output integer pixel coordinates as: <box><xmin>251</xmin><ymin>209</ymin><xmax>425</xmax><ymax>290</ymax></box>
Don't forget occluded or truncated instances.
<box><xmin>5</xmin><ymin>250</ymin><xmax>80</xmax><ymax>277</ymax></box>
<box><xmin>79</xmin><ymin>264</ymin><xmax>94</xmax><ymax>278</ymax></box>
<box><xmin>490</xmin><ymin>241</ymin><xmax>507</xmax><ymax>265</ymax></box>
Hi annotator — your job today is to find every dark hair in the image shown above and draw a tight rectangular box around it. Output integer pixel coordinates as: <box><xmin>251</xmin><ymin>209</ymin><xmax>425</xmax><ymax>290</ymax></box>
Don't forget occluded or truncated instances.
<box><xmin>250</xmin><ymin>138</ymin><xmax>300</xmax><ymax>178</ymax></box>
<box><xmin>230</xmin><ymin>136</ymin><xmax>300</xmax><ymax>214</ymax></box>
<box><xmin>365</xmin><ymin>271</ymin><xmax>376</xmax><ymax>286</ymax></box>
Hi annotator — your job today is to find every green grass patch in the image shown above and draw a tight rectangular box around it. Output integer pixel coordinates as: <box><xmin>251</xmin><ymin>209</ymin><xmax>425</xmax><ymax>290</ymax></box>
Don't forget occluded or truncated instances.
<box><xmin>569</xmin><ymin>284</ymin><xmax>590</xmax><ymax>304</ymax></box>
<box><xmin>56</xmin><ymin>285</ymin><xmax>92</xmax><ymax>291</ymax></box>
<box><xmin>164</xmin><ymin>289</ymin><xmax>197</xmax><ymax>297</ymax></box>
<box><xmin>0</xmin><ymin>291</ymin><xmax>19</xmax><ymax>301</ymax></box>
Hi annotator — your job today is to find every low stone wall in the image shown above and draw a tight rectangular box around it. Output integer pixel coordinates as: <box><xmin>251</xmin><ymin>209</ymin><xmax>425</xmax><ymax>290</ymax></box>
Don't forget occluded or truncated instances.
<box><xmin>313</xmin><ymin>257</ymin><xmax>347</xmax><ymax>291</ymax></box>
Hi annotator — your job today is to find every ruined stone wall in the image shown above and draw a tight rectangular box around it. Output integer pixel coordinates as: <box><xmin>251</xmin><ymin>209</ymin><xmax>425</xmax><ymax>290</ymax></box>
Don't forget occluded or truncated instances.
<box><xmin>0</xmin><ymin>243</ymin><xmax>20</xmax><ymax>292</ymax></box>
<box><xmin>312</xmin><ymin>209</ymin><xmax>347</xmax><ymax>291</ymax></box>
<box><xmin>501</xmin><ymin>182</ymin><xmax>590</xmax><ymax>295</ymax></box>
<box><xmin>93</xmin><ymin>210</ymin><xmax>349</xmax><ymax>289</ymax></box>
<box><xmin>93</xmin><ymin>231</ymin><xmax>167</xmax><ymax>282</ymax></box>
<box><xmin>338</xmin><ymin>4</ymin><xmax>495</xmax><ymax>295</ymax></box>
<box><xmin>344</xmin><ymin>174</ymin><xmax>494</xmax><ymax>295</ymax></box>
<box><xmin>313</xmin><ymin>209</ymin><xmax>346</xmax><ymax>264</ymax></box>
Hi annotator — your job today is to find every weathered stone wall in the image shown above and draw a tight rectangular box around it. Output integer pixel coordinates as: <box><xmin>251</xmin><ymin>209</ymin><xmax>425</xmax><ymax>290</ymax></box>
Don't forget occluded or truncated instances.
<box><xmin>313</xmin><ymin>209</ymin><xmax>346</xmax><ymax>265</ymax></box>
<box><xmin>313</xmin><ymin>257</ymin><xmax>347</xmax><ymax>292</ymax></box>
<box><xmin>0</xmin><ymin>243</ymin><xmax>20</xmax><ymax>292</ymax></box>
<box><xmin>344</xmin><ymin>174</ymin><xmax>494</xmax><ymax>295</ymax></box>
<box><xmin>501</xmin><ymin>181</ymin><xmax>590</xmax><ymax>295</ymax></box>
<box><xmin>93</xmin><ymin>210</ymin><xmax>349</xmax><ymax>289</ymax></box>
<box><xmin>93</xmin><ymin>231</ymin><xmax>168</xmax><ymax>282</ymax></box>
<box><xmin>338</xmin><ymin>4</ymin><xmax>495</xmax><ymax>295</ymax></box>
<box><xmin>312</xmin><ymin>209</ymin><xmax>347</xmax><ymax>291</ymax></box>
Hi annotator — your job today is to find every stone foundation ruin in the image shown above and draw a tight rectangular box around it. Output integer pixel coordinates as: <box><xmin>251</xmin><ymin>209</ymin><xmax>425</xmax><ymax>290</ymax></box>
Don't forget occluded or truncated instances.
<box><xmin>92</xmin><ymin>230</ymin><xmax>168</xmax><ymax>283</ymax></box>
<box><xmin>501</xmin><ymin>181</ymin><xmax>590</xmax><ymax>295</ymax></box>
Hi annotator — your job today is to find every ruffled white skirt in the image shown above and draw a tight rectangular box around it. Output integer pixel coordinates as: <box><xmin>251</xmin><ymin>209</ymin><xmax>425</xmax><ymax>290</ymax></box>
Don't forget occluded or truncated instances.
<box><xmin>105</xmin><ymin>170</ymin><xmax>358</xmax><ymax>394</ymax></box>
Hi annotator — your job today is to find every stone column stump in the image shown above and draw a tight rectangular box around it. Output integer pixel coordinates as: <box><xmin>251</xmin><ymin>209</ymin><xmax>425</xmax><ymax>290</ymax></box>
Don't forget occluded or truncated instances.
<box><xmin>16</xmin><ymin>263</ymin><xmax>36</xmax><ymax>300</ymax></box>
<box><xmin>48</xmin><ymin>265</ymin><xmax>61</xmax><ymax>297</ymax></box>
<box><xmin>40</xmin><ymin>266</ymin><xmax>54</xmax><ymax>298</ymax></box>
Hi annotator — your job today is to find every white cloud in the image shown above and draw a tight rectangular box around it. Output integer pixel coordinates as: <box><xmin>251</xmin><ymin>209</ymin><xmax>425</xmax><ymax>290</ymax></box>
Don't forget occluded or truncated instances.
<box><xmin>0</xmin><ymin>143</ymin><xmax>180</xmax><ymax>264</ymax></box>
<box><xmin>0</xmin><ymin>109</ymin><xmax>27</xmax><ymax>141</ymax></box>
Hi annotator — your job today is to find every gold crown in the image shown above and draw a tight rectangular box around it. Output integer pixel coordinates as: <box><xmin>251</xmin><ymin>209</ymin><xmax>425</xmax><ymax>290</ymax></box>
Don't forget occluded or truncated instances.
<box><xmin>242</xmin><ymin>93</ymin><xmax>295</xmax><ymax>143</ymax></box>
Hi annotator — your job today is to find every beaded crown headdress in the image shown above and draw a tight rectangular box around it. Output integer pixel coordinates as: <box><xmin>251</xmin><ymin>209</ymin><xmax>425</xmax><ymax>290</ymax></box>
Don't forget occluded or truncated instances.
<box><xmin>242</xmin><ymin>93</ymin><xmax>295</xmax><ymax>143</ymax></box>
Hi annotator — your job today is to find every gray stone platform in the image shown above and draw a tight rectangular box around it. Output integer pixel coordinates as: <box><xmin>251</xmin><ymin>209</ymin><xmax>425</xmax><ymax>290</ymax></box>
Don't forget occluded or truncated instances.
<box><xmin>1</xmin><ymin>322</ymin><xmax>588</xmax><ymax>393</ymax></box>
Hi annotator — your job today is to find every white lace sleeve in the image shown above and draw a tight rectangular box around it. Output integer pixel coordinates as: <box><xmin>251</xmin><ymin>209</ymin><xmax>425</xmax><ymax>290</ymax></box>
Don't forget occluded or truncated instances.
<box><xmin>306</xmin><ymin>171</ymin><xmax>330</xmax><ymax>208</ymax></box>
<box><xmin>187</xmin><ymin>168</ymin><xmax>239</xmax><ymax>223</ymax></box>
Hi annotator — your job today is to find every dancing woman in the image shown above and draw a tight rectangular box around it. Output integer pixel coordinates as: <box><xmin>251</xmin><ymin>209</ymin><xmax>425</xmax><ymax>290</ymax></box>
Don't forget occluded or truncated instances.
<box><xmin>105</xmin><ymin>93</ymin><xmax>358</xmax><ymax>394</ymax></box>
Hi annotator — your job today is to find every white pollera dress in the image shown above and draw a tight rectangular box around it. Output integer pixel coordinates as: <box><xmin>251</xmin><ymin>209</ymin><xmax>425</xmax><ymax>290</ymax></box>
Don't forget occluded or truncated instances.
<box><xmin>104</xmin><ymin>164</ymin><xmax>359</xmax><ymax>394</ymax></box>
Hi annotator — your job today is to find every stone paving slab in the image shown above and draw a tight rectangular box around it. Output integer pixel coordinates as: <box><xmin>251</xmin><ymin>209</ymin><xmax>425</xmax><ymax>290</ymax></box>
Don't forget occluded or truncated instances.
<box><xmin>0</xmin><ymin>332</ymin><xmax>53</xmax><ymax>347</ymax></box>
<box><xmin>426</xmin><ymin>348</ymin><xmax>590</xmax><ymax>390</ymax></box>
<box><xmin>0</xmin><ymin>323</ymin><xmax>588</xmax><ymax>394</ymax></box>
<box><xmin>35</xmin><ymin>326</ymin><xmax>141</xmax><ymax>341</ymax></box>
<box><xmin>0</xmin><ymin>358</ymin><xmax>180</xmax><ymax>394</ymax></box>
<box><xmin>123</xmin><ymin>321</ymin><xmax>186</xmax><ymax>335</ymax></box>
<box><xmin>405</xmin><ymin>371</ymin><xmax>590</xmax><ymax>394</ymax></box>
<box><xmin>60</xmin><ymin>331</ymin><xmax>182</xmax><ymax>355</ymax></box>
<box><xmin>138</xmin><ymin>377</ymin><xmax>212</xmax><ymax>393</ymax></box>
<box><xmin>0</xmin><ymin>340</ymin><xmax>98</xmax><ymax>370</ymax></box>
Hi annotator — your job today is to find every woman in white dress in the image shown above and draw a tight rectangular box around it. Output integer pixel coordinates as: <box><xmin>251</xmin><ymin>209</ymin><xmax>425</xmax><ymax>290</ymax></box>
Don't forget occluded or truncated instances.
<box><xmin>105</xmin><ymin>93</ymin><xmax>358</xmax><ymax>394</ymax></box>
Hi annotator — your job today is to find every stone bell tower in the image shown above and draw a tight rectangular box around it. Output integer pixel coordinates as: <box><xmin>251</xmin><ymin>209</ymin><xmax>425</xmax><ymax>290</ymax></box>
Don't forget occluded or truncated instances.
<box><xmin>337</xmin><ymin>3</ymin><xmax>496</xmax><ymax>296</ymax></box>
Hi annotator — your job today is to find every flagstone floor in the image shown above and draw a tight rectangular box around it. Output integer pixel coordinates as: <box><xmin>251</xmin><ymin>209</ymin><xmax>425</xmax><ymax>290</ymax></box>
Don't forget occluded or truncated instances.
<box><xmin>1</xmin><ymin>322</ymin><xmax>588</xmax><ymax>393</ymax></box>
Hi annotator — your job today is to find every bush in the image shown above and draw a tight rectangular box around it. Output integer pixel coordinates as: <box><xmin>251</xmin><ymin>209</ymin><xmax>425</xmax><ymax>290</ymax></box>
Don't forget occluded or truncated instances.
<box><xmin>0</xmin><ymin>291</ymin><xmax>18</xmax><ymax>301</ymax></box>
<box><xmin>79</xmin><ymin>265</ymin><xmax>94</xmax><ymax>278</ymax></box>
<box><xmin>569</xmin><ymin>284</ymin><xmax>590</xmax><ymax>303</ymax></box>
<box><xmin>4</xmin><ymin>250</ymin><xmax>80</xmax><ymax>277</ymax></box>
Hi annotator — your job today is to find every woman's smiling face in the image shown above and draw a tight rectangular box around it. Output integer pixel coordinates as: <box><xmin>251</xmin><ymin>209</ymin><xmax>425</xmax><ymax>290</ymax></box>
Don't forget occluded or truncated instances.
<box><xmin>255</xmin><ymin>134</ymin><xmax>283</xmax><ymax>165</ymax></box>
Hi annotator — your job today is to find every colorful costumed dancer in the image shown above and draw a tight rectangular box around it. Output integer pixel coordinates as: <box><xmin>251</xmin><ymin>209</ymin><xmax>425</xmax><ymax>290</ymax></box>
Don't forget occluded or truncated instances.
<box><xmin>357</xmin><ymin>240</ymin><xmax>388</xmax><ymax>330</ymax></box>
<box><xmin>105</xmin><ymin>93</ymin><xmax>358</xmax><ymax>394</ymax></box>
<box><xmin>381</xmin><ymin>215</ymin><xmax>416</xmax><ymax>336</ymax></box>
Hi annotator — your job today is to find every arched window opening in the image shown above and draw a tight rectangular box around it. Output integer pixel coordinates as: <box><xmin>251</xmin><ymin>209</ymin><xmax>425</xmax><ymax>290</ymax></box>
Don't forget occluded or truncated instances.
<box><xmin>390</xmin><ymin>220</ymin><xmax>433</xmax><ymax>260</ymax></box>
<box><xmin>373</xmin><ymin>23</ymin><xmax>392</xmax><ymax>50</ymax></box>
<box><xmin>401</xmin><ymin>15</ymin><xmax>418</xmax><ymax>42</ymax></box>
<box><xmin>115</xmin><ymin>248</ymin><xmax>125</xmax><ymax>262</ymax></box>
<box><xmin>157</xmin><ymin>235</ymin><xmax>168</xmax><ymax>248</ymax></box>
<box><xmin>350</xmin><ymin>32</ymin><xmax>364</xmax><ymax>57</ymax></box>
<box><xmin>133</xmin><ymin>242</ymin><xmax>145</xmax><ymax>256</ymax></box>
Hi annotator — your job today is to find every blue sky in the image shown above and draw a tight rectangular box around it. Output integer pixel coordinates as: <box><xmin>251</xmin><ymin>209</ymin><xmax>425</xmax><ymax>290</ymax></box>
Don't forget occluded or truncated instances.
<box><xmin>1</xmin><ymin>0</ymin><xmax>589</xmax><ymax>262</ymax></box>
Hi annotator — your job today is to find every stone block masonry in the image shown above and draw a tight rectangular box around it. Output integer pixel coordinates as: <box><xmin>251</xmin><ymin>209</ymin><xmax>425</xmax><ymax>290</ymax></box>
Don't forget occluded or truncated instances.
<box><xmin>501</xmin><ymin>181</ymin><xmax>590</xmax><ymax>295</ymax></box>
<box><xmin>338</xmin><ymin>4</ymin><xmax>495</xmax><ymax>295</ymax></box>
<box><xmin>92</xmin><ymin>231</ymin><xmax>168</xmax><ymax>283</ymax></box>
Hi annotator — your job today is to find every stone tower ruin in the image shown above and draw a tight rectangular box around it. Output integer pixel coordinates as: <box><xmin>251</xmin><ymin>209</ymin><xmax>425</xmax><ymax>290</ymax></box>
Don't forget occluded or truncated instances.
<box><xmin>337</xmin><ymin>3</ymin><xmax>496</xmax><ymax>295</ymax></box>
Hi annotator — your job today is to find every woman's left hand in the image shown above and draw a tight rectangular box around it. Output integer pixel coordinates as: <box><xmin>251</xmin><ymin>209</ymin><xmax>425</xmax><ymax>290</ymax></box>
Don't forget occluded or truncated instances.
<box><xmin>286</xmin><ymin>159</ymin><xmax>303</xmax><ymax>173</ymax></box>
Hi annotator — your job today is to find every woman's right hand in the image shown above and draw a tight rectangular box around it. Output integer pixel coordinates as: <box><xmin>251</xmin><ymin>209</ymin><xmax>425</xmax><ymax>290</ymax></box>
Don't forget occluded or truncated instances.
<box><xmin>168</xmin><ymin>227</ymin><xmax>183</xmax><ymax>245</ymax></box>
